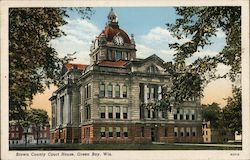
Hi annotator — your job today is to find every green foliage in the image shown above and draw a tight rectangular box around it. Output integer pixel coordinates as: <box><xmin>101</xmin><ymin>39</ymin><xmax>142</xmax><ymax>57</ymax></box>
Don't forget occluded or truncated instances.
<box><xmin>165</xmin><ymin>6</ymin><xmax>241</xmax><ymax>104</ymax></box>
<box><xmin>9</xmin><ymin>8</ymin><xmax>93</xmax><ymax>120</ymax></box>
<box><xmin>201</xmin><ymin>103</ymin><xmax>221</xmax><ymax>129</ymax></box>
<box><xmin>222</xmin><ymin>87</ymin><xmax>242</xmax><ymax>133</ymax></box>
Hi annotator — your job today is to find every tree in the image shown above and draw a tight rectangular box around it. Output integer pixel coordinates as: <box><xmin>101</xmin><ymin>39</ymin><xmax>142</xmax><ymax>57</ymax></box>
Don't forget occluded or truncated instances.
<box><xmin>26</xmin><ymin>108</ymin><xmax>49</xmax><ymax>144</ymax></box>
<box><xmin>201</xmin><ymin>103</ymin><xmax>221</xmax><ymax>129</ymax></box>
<box><xmin>165</xmin><ymin>7</ymin><xmax>241</xmax><ymax>103</ymax></box>
<box><xmin>222</xmin><ymin>87</ymin><xmax>242</xmax><ymax>134</ymax></box>
<box><xmin>9</xmin><ymin>8</ymin><xmax>93</xmax><ymax>121</ymax></box>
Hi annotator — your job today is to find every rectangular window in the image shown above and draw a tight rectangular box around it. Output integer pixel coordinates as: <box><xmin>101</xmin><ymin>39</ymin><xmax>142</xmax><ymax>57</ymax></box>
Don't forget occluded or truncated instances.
<box><xmin>186</xmin><ymin>128</ymin><xmax>190</xmax><ymax>136</ymax></box>
<box><xmin>122</xmin><ymin>85</ymin><xmax>127</xmax><ymax>98</ymax></box>
<box><xmin>192</xmin><ymin>115</ymin><xmax>195</xmax><ymax>120</ymax></box>
<box><xmin>123</xmin><ymin>127</ymin><xmax>128</xmax><ymax>137</ymax></box>
<box><xmin>180</xmin><ymin>127</ymin><xmax>184</xmax><ymax>137</ymax></box>
<box><xmin>162</xmin><ymin>110</ymin><xmax>166</xmax><ymax>118</ymax></box>
<box><xmin>152</xmin><ymin>110</ymin><xmax>156</xmax><ymax>119</ymax></box>
<box><xmin>141</xmin><ymin>127</ymin><xmax>144</xmax><ymax>137</ymax></box>
<box><xmin>115</xmin><ymin>106</ymin><xmax>120</xmax><ymax>119</ymax></box>
<box><xmin>165</xmin><ymin>127</ymin><xmax>168</xmax><ymax>137</ymax></box>
<box><xmin>99</xmin><ymin>84</ymin><xmax>105</xmax><ymax>97</ymax></box>
<box><xmin>180</xmin><ymin>114</ymin><xmax>183</xmax><ymax>120</ymax></box>
<box><xmin>116</xmin><ymin>127</ymin><xmax>120</xmax><ymax>137</ymax></box>
<box><xmin>109</xmin><ymin>127</ymin><xmax>113</xmax><ymax>137</ymax></box>
<box><xmin>186</xmin><ymin>114</ymin><xmax>189</xmax><ymax>120</ymax></box>
<box><xmin>108</xmin><ymin>50</ymin><xmax>112</xmax><ymax>60</ymax></box>
<box><xmin>115</xmin><ymin>85</ymin><xmax>120</xmax><ymax>97</ymax></box>
<box><xmin>100</xmin><ymin>106</ymin><xmax>105</xmax><ymax>118</ymax></box>
<box><xmin>100</xmin><ymin>127</ymin><xmax>105</xmax><ymax>137</ymax></box>
<box><xmin>108</xmin><ymin>84</ymin><xmax>113</xmax><ymax>97</ymax></box>
<box><xmin>87</xmin><ymin>84</ymin><xmax>91</xmax><ymax>98</ymax></box>
<box><xmin>115</xmin><ymin>50</ymin><xmax>122</xmax><ymax>60</ymax></box>
<box><xmin>174</xmin><ymin>114</ymin><xmax>177</xmax><ymax>120</ymax></box>
<box><xmin>174</xmin><ymin>127</ymin><xmax>178</xmax><ymax>137</ymax></box>
<box><xmin>108</xmin><ymin>106</ymin><xmax>113</xmax><ymax>119</ymax></box>
<box><xmin>123</xmin><ymin>52</ymin><xmax>128</xmax><ymax>60</ymax></box>
<box><xmin>44</xmin><ymin>133</ymin><xmax>47</xmax><ymax>138</ymax></box>
<box><xmin>123</xmin><ymin>107</ymin><xmax>128</xmax><ymax>119</ymax></box>
<box><xmin>192</xmin><ymin>127</ymin><xmax>196</xmax><ymax>136</ymax></box>
<box><xmin>147</xmin><ymin>109</ymin><xmax>151</xmax><ymax>118</ymax></box>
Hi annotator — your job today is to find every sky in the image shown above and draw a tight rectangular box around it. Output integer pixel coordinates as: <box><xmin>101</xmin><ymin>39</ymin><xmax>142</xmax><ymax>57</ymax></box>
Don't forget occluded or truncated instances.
<box><xmin>32</xmin><ymin>7</ymin><xmax>233</xmax><ymax>118</ymax></box>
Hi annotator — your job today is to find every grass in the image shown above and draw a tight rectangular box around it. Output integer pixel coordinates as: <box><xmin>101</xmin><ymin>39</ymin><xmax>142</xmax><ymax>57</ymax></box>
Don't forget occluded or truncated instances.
<box><xmin>9</xmin><ymin>143</ymin><xmax>242</xmax><ymax>150</ymax></box>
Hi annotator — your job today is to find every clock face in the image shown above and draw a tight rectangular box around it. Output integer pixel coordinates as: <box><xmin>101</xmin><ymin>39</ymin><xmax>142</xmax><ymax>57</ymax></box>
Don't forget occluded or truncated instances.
<box><xmin>113</xmin><ymin>36</ymin><xmax>124</xmax><ymax>45</ymax></box>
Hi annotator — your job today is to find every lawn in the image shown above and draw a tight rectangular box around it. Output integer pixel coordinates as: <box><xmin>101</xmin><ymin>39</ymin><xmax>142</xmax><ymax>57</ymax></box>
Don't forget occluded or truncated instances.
<box><xmin>9</xmin><ymin>143</ymin><xmax>242</xmax><ymax>150</ymax></box>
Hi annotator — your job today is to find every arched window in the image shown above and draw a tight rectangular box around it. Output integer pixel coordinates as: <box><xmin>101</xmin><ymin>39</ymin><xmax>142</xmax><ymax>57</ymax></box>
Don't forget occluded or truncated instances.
<box><xmin>147</xmin><ymin>65</ymin><xmax>159</xmax><ymax>73</ymax></box>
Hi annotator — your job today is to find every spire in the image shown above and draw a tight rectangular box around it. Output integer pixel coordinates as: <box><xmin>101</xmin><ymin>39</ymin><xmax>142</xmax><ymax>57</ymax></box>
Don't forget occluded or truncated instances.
<box><xmin>107</xmin><ymin>7</ymin><xmax>118</xmax><ymax>24</ymax></box>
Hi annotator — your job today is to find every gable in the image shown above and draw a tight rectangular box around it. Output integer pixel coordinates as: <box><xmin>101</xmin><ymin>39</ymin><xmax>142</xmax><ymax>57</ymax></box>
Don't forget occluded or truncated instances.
<box><xmin>130</xmin><ymin>54</ymin><xmax>166</xmax><ymax>74</ymax></box>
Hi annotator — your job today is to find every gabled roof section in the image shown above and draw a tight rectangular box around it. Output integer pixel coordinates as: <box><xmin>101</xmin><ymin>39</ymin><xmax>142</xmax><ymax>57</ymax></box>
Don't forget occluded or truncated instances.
<box><xmin>142</xmin><ymin>54</ymin><xmax>164</xmax><ymax>64</ymax></box>
<box><xmin>98</xmin><ymin>60</ymin><xmax>128</xmax><ymax>67</ymax></box>
<box><xmin>65</xmin><ymin>63</ymin><xmax>87</xmax><ymax>70</ymax></box>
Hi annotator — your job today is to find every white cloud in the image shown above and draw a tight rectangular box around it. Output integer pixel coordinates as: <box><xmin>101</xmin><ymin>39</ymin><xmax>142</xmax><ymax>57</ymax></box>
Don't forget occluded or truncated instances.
<box><xmin>50</xmin><ymin>19</ymin><xmax>100</xmax><ymax>64</ymax></box>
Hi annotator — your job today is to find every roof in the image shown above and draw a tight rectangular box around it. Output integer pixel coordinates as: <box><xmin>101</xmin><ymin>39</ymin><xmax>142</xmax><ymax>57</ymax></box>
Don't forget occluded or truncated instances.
<box><xmin>98</xmin><ymin>60</ymin><xmax>128</xmax><ymax>67</ymax></box>
<box><xmin>100</xmin><ymin>25</ymin><xmax>131</xmax><ymax>44</ymax></box>
<box><xmin>65</xmin><ymin>63</ymin><xmax>88</xmax><ymax>70</ymax></box>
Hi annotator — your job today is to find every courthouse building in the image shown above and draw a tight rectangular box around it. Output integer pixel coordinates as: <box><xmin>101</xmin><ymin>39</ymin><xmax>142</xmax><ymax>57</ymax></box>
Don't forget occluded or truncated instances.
<box><xmin>49</xmin><ymin>8</ymin><xmax>203</xmax><ymax>144</ymax></box>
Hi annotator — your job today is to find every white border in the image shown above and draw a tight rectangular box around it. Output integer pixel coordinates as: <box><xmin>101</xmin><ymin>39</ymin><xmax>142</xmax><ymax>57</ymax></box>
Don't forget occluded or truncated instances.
<box><xmin>1</xmin><ymin>0</ymin><xmax>249</xmax><ymax>160</ymax></box>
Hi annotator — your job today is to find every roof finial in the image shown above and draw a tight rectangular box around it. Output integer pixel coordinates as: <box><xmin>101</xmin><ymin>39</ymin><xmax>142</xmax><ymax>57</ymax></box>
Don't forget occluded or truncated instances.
<box><xmin>108</xmin><ymin>7</ymin><xmax>118</xmax><ymax>24</ymax></box>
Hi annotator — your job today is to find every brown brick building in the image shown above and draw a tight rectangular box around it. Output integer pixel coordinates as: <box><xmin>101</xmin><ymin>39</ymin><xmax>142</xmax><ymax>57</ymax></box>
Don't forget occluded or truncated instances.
<box><xmin>9</xmin><ymin>121</ymin><xmax>50</xmax><ymax>145</ymax></box>
<box><xmin>49</xmin><ymin>8</ymin><xmax>203</xmax><ymax>144</ymax></box>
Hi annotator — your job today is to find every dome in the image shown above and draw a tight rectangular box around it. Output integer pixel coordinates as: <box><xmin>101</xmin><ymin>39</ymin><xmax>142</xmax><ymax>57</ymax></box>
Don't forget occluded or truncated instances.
<box><xmin>100</xmin><ymin>25</ymin><xmax>131</xmax><ymax>44</ymax></box>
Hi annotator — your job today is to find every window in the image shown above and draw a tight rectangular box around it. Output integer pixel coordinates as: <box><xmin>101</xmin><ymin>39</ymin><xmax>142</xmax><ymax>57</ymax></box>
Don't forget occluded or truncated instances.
<box><xmin>123</xmin><ymin>127</ymin><xmax>128</xmax><ymax>137</ymax></box>
<box><xmin>186</xmin><ymin>114</ymin><xmax>189</xmax><ymax>120</ymax></box>
<box><xmin>174</xmin><ymin>127</ymin><xmax>178</xmax><ymax>137</ymax></box>
<box><xmin>192</xmin><ymin>127</ymin><xmax>196</xmax><ymax>136</ymax></box>
<box><xmin>141</xmin><ymin>127</ymin><xmax>144</xmax><ymax>137</ymax></box>
<box><xmin>165</xmin><ymin>127</ymin><xmax>168</xmax><ymax>137</ymax></box>
<box><xmin>100</xmin><ymin>106</ymin><xmax>106</xmax><ymax>118</ymax></box>
<box><xmin>44</xmin><ymin>133</ymin><xmax>47</xmax><ymax>138</ymax></box>
<box><xmin>99</xmin><ymin>83</ymin><xmax>105</xmax><ymax>97</ymax></box>
<box><xmin>186</xmin><ymin>128</ymin><xmax>190</xmax><ymax>137</ymax></box>
<box><xmin>147</xmin><ymin>109</ymin><xmax>151</xmax><ymax>118</ymax></box>
<box><xmin>162</xmin><ymin>110</ymin><xmax>166</xmax><ymax>118</ymax></box>
<box><xmin>109</xmin><ymin>127</ymin><xmax>113</xmax><ymax>137</ymax></box>
<box><xmin>116</xmin><ymin>127</ymin><xmax>121</xmax><ymax>137</ymax></box>
<box><xmin>115</xmin><ymin>106</ymin><xmax>120</xmax><ymax>119</ymax></box>
<box><xmin>40</xmin><ymin>133</ymin><xmax>43</xmax><ymax>138</ymax></box>
<box><xmin>147</xmin><ymin>65</ymin><xmax>159</xmax><ymax>73</ymax></box>
<box><xmin>108</xmin><ymin>50</ymin><xmax>112</xmax><ymax>60</ymax></box>
<box><xmin>122</xmin><ymin>85</ymin><xmax>127</xmax><ymax>98</ymax></box>
<box><xmin>123</xmin><ymin>107</ymin><xmax>128</xmax><ymax>119</ymax></box>
<box><xmin>180</xmin><ymin>114</ymin><xmax>183</xmax><ymax>120</ymax></box>
<box><xmin>107</xmin><ymin>84</ymin><xmax>113</xmax><ymax>97</ymax></box>
<box><xmin>11</xmin><ymin>133</ymin><xmax>14</xmax><ymax>138</ymax></box>
<box><xmin>16</xmin><ymin>127</ymin><xmax>19</xmax><ymax>131</ymax></box>
<box><xmin>174</xmin><ymin>114</ymin><xmax>177</xmax><ymax>120</ymax></box>
<box><xmin>115</xmin><ymin>50</ymin><xmax>122</xmax><ymax>60</ymax></box>
<box><xmin>192</xmin><ymin>114</ymin><xmax>195</xmax><ymax>120</ymax></box>
<box><xmin>123</xmin><ymin>52</ymin><xmax>128</xmax><ymax>60</ymax></box>
<box><xmin>115</xmin><ymin>84</ymin><xmax>120</xmax><ymax>97</ymax></box>
<box><xmin>85</xmin><ymin>105</ymin><xmax>91</xmax><ymax>120</ymax></box>
<box><xmin>180</xmin><ymin>128</ymin><xmax>184</xmax><ymax>137</ymax></box>
<box><xmin>152</xmin><ymin>110</ymin><xmax>156</xmax><ymax>119</ymax></box>
<box><xmin>100</xmin><ymin>127</ymin><xmax>106</xmax><ymax>137</ymax></box>
<box><xmin>87</xmin><ymin>84</ymin><xmax>91</xmax><ymax>98</ymax></box>
<box><xmin>108</xmin><ymin>106</ymin><xmax>113</xmax><ymax>119</ymax></box>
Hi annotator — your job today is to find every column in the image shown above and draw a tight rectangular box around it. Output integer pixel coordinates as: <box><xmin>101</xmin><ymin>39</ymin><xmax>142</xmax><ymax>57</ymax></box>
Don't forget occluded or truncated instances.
<box><xmin>120</xmin><ymin>84</ymin><xmax>123</xmax><ymax>98</ymax></box>
<box><xmin>158</xmin><ymin>85</ymin><xmax>162</xmax><ymax>100</ymax></box>
<box><xmin>57</xmin><ymin>96</ymin><xmax>61</xmax><ymax>125</ymax></box>
<box><xmin>144</xmin><ymin>84</ymin><xmax>148</xmax><ymax>104</ymax></box>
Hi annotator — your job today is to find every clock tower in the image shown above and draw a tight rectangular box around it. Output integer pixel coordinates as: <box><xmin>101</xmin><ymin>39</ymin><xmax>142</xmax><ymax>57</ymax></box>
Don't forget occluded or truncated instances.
<box><xmin>89</xmin><ymin>8</ymin><xmax>137</xmax><ymax>64</ymax></box>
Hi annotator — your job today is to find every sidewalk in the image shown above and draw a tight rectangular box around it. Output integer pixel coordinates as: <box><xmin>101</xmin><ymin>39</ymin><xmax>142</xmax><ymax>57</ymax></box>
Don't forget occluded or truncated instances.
<box><xmin>174</xmin><ymin>143</ymin><xmax>242</xmax><ymax>148</ymax></box>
